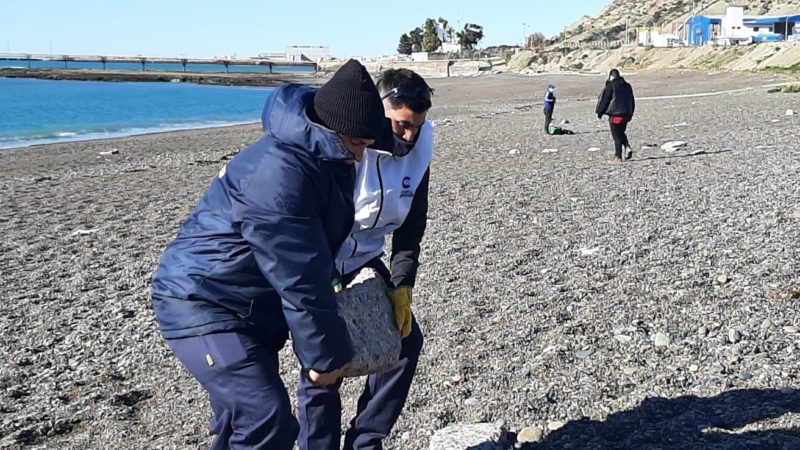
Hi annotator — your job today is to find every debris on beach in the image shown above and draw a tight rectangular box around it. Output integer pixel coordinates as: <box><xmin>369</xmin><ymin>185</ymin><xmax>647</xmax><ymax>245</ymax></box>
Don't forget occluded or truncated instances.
<box><xmin>508</xmin><ymin>149</ymin><xmax>519</xmax><ymax>155</ymax></box>
<box><xmin>654</xmin><ymin>332</ymin><xmax>670</xmax><ymax>347</ymax></box>
<box><xmin>786</xmin><ymin>109</ymin><xmax>794</xmax><ymax>116</ymax></box>
<box><xmin>580</xmin><ymin>247</ymin><xmax>600</xmax><ymax>256</ymax></box>
<box><xmin>69</xmin><ymin>228</ymin><xmax>99</xmax><ymax>236</ymax></box>
<box><xmin>542</xmin><ymin>148</ymin><xmax>558</xmax><ymax>154</ymax></box>
<box><xmin>661</xmin><ymin>141</ymin><xmax>688</xmax><ymax>152</ymax></box>
<box><xmin>99</xmin><ymin>149</ymin><xmax>119</xmax><ymax>156</ymax></box>
<box><xmin>641</xmin><ymin>143</ymin><xmax>658</xmax><ymax>150</ymax></box>
<box><xmin>587</xmin><ymin>147</ymin><xmax>600</xmax><ymax>152</ymax></box>
<box><xmin>778</xmin><ymin>289</ymin><xmax>800</xmax><ymax>300</ymax></box>
<box><xmin>664</xmin><ymin>122</ymin><xmax>689</xmax><ymax>128</ymax></box>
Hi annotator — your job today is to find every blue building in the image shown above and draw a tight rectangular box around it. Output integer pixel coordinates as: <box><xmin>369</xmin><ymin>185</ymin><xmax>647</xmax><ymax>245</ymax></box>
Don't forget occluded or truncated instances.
<box><xmin>686</xmin><ymin>7</ymin><xmax>800</xmax><ymax>46</ymax></box>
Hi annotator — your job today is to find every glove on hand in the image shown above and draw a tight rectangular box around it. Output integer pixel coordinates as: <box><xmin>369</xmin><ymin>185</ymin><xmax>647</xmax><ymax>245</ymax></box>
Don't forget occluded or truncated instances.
<box><xmin>388</xmin><ymin>287</ymin><xmax>413</xmax><ymax>339</ymax></box>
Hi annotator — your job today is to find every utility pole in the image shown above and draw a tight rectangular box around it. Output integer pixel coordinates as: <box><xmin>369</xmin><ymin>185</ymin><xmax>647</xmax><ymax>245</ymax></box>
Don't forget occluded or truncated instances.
<box><xmin>522</xmin><ymin>22</ymin><xmax>526</xmax><ymax>48</ymax></box>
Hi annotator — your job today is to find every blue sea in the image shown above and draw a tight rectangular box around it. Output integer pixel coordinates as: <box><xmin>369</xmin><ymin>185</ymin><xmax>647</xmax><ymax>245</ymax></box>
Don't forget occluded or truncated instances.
<box><xmin>0</xmin><ymin>78</ymin><xmax>273</xmax><ymax>149</ymax></box>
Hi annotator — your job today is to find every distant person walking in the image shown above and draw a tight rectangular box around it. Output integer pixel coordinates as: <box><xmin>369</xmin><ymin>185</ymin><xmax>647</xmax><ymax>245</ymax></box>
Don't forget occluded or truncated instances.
<box><xmin>543</xmin><ymin>83</ymin><xmax>556</xmax><ymax>134</ymax></box>
<box><xmin>596</xmin><ymin>69</ymin><xmax>635</xmax><ymax>163</ymax></box>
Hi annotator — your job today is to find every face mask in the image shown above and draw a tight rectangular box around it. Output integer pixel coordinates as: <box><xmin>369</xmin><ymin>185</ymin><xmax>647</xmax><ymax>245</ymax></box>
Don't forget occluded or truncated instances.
<box><xmin>391</xmin><ymin>134</ymin><xmax>417</xmax><ymax>157</ymax></box>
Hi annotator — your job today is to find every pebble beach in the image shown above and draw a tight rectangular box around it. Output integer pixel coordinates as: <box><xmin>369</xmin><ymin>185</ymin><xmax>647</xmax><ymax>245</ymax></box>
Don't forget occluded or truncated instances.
<box><xmin>2</xmin><ymin>70</ymin><xmax>800</xmax><ymax>449</ymax></box>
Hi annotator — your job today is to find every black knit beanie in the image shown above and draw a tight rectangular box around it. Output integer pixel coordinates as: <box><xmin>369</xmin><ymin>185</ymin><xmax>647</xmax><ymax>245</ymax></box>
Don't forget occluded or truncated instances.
<box><xmin>313</xmin><ymin>59</ymin><xmax>385</xmax><ymax>140</ymax></box>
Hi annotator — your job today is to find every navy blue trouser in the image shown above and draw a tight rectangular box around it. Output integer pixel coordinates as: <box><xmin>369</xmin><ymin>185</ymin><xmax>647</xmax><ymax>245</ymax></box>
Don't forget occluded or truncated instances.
<box><xmin>297</xmin><ymin>318</ymin><xmax>424</xmax><ymax>450</ymax></box>
<box><xmin>167</xmin><ymin>331</ymin><xmax>299</xmax><ymax>450</ymax></box>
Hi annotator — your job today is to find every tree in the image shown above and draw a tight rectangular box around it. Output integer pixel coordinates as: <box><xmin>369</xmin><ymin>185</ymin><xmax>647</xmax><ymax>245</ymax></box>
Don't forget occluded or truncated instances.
<box><xmin>527</xmin><ymin>32</ymin><xmax>546</xmax><ymax>49</ymax></box>
<box><xmin>457</xmin><ymin>23</ymin><xmax>485</xmax><ymax>50</ymax></box>
<box><xmin>409</xmin><ymin>27</ymin><xmax>424</xmax><ymax>52</ymax></box>
<box><xmin>422</xmin><ymin>18</ymin><xmax>442</xmax><ymax>52</ymax></box>
<box><xmin>397</xmin><ymin>33</ymin><xmax>413</xmax><ymax>55</ymax></box>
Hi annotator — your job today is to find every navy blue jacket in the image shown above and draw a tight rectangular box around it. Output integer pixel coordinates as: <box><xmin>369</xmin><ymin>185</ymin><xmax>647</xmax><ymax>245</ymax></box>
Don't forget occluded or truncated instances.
<box><xmin>151</xmin><ymin>84</ymin><xmax>356</xmax><ymax>373</ymax></box>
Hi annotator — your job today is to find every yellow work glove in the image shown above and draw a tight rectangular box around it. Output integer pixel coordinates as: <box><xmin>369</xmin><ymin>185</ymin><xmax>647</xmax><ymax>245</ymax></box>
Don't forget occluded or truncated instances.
<box><xmin>388</xmin><ymin>286</ymin><xmax>413</xmax><ymax>339</ymax></box>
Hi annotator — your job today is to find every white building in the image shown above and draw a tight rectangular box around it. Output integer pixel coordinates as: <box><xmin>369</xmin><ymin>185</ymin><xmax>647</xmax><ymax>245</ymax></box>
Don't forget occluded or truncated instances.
<box><xmin>285</xmin><ymin>46</ymin><xmax>331</xmax><ymax>63</ymax></box>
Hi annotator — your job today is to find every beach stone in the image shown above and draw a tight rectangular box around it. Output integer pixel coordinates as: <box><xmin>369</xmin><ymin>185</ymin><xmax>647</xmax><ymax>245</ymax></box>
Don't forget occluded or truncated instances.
<box><xmin>429</xmin><ymin>423</ymin><xmax>508</xmax><ymax>450</ymax></box>
<box><xmin>718</xmin><ymin>274</ymin><xmax>729</xmax><ymax>284</ymax></box>
<box><xmin>336</xmin><ymin>269</ymin><xmax>401</xmax><ymax>377</ymax></box>
<box><xmin>654</xmin><ymin>332</ymin><xmax>670</xmax><ymax>347</ymax></box>
<box><xmin>547</xmin><ymin>421</ymin><xmax>565</xmax><ymax>431</ymax></box>
<box><xmin>762</xmin><ymin>319</ymin><xmax>773</xmax><ymax>330</ymax></box>
<box><xmin>698</xmin><ymin>326</ymin><xmax>709</xmax><ymax>337</ymax></box>
<box><xmin>739</xmin><ymin>372</ymin><xmax>754</xmax><ymax>381</ymax></box>
<box><xmin>661</xmin><ymin>141</ymin><xmax>688</xmax><ymax>152</ymax></box>
<box><xmin>728</xmin><ymin>329</ymin><xmax>742</xmax><ymax>344</ymax></box>
<box><xmin>517</xmin><ymin>426</ymin><xmax>544</xmax><ymax>444</ymax></box>
<box><xmin>784</xmin><ymin>326</ymin><xmax>799</xmax><ymax>334</ymax></box>
<box><xmin>689</xmin><ymin>364</ymin><xmax>699</xmax><ymax>372</ymax></box>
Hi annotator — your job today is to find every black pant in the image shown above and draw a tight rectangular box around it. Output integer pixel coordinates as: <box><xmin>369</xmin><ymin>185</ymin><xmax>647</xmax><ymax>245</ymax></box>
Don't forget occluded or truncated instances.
<box><xmin>544</xmin><ymin>108</ymin><xmax>553</xmax><ymax>134</ymax></box>
<box><xmin>609</xmin><ymin>119</ymin><xmax>630</xmax><ymax>159</ymax></box>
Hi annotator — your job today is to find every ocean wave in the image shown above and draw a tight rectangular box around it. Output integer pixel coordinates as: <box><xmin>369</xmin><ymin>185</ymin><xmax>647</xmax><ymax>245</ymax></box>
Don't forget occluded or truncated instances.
<box><xmin>0</xmin><ymin>120</ymin><xmax>259</xmax><ymax>150</ymax></box>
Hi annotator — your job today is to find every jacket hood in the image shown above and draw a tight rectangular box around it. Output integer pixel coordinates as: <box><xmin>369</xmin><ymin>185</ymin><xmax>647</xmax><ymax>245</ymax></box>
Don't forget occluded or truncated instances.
<box><xmin>261</xmin><ymin>84</ymin><xmax>354</xmax><ymax>162</ymax></box>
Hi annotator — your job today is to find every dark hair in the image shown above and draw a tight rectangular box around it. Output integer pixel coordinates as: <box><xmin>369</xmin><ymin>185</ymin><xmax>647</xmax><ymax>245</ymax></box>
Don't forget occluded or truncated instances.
<box><xmin>376</xmin><ymin>69</ymin><xmax>432</xmax><ymax>113</ymax></box>
<box><xmin>609</xmin><ymin>68</ymin><xmax>621</xmax><ymax>79</ymax></box>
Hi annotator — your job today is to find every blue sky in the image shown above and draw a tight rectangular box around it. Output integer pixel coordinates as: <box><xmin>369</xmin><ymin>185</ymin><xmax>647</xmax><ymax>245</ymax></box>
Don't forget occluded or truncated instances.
<box><xmin>0</xmin><ymin>0</ymin><xmax>610</xmax><ymax>58</ymax></box>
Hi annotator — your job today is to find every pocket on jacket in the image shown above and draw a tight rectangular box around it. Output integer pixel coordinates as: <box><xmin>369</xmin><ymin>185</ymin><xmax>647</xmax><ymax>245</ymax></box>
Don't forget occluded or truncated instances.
<box><xmin>202</xmin><ymin>331</ymin><xmax>255</xmax><ymax>371</ymax></box>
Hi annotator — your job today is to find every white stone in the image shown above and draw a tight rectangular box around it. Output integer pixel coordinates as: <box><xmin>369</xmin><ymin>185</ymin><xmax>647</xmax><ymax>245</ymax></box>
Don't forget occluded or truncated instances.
<box><xmin>654</xmin><ymin>332</ymin><xmax>670</xmax><ymax>347</ymax></box>
<box><xmin>517</xmin><ymin>427</ymin><xmax>543</xmax><ymax>444</ymax></box>
<box><xmin>429</xmin><ymin>423</ymin><xmax>508</xmax><ymax>450</ymax></box>
<box><xmin>661</xmin><ymin>141</ymin><xmax>688</xmax><ymax>152</ymax></box>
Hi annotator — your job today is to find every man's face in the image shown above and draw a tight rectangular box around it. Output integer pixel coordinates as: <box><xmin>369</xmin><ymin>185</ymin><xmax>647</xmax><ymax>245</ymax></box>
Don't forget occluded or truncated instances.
<box><xmin>339</xmin><ymin>135</ymin><xmax>375</xmax><ymax>162</ymax></box>
<box><xmin>384</xmin><ymin>101</ymin><xmax>427</xmax><ymax>143</ymax></box>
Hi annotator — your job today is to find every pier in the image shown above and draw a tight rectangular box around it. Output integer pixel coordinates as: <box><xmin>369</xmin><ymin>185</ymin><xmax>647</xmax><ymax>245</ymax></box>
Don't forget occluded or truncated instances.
<box><xmin>0</xmin><ymin>52</ymin><xmax>317</xmax><ymax>73</ymax></box>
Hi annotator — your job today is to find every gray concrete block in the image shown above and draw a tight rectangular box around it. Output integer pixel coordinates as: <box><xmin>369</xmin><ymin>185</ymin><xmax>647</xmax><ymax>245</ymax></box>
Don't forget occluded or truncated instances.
<box><xmin>337</xmin><ymin>269</ymin><xmax>401</xmax><ymax>377</ymax></box>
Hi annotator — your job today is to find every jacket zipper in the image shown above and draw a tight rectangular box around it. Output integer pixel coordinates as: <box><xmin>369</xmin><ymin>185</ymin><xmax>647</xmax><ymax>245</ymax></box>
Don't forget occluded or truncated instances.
<box><xmin>341</xmin><ymin>154</ymin><xmax>384</xmax><ymax>276</ymax></box>
<box><xmin>370</xmin><ymin>155</ymin><xmax>385</xmax><ymax>229</ymax></box>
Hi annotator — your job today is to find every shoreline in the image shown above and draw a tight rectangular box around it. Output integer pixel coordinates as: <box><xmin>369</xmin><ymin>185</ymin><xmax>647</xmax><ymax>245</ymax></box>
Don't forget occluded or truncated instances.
<box><xmin>0</xmin><ymin>67</ymin><xmax>324</xmax><ymax>87</ymax></box>
<box><xmin>0</xmin><ymin>120</ymin><xmax>261</xmax><ymax>151</ymax></box>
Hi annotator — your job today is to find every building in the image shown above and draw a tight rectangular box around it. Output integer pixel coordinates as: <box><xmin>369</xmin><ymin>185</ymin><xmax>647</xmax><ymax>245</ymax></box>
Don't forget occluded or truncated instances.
<box><xmin>254</xmin><ymin>52</ymin><xmax>286</xmax><ymax>61</ymax></box>
<box><xmin>687</xmin><ymin>7</ymin><xmax>800</xmax><ymax>46</ymax></box>
<box><xmin>285</xmin><ymin>46</ymin><xmax>331</xmax><ymax>63</ymax></box>
<box><xmin>637</xmin><ymin>27</ymin><xmax>683</xmax><ymax>47</ymax></box>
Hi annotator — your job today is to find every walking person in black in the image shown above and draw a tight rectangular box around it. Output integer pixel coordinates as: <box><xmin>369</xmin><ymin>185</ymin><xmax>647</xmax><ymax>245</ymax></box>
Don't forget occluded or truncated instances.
<box><xmin>596</xmin><ymin>68</ymin><xmax>635</xmax><ymax>163</ymax></box>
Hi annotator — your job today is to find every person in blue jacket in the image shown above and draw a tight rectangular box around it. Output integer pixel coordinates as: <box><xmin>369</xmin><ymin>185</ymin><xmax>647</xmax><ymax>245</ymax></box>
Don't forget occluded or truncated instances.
<box><xmin>543</xmin><ymin>83</ymin><xmax>556</xmax><ymax>134</ymax></box>
<box><xmin>150</xmin><ymin>59</ymin><xmax>386</xmax><ymax>450</ymax></box>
